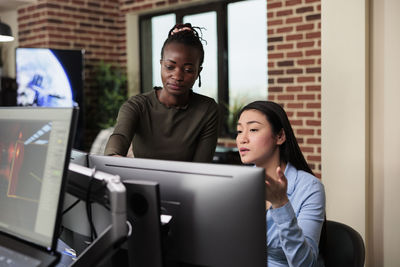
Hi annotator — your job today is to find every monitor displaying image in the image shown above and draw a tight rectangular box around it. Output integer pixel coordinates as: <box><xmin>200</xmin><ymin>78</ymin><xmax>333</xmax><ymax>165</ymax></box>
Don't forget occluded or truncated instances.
<box><xmin>15</xmin><ymin>48</ymin><xmax>84</xmax><ymax>108</ymax></box>
<box><xmin>15</xmin><ymin>48</ymin><xmax>85</xmax><ymax>149</ymax></box>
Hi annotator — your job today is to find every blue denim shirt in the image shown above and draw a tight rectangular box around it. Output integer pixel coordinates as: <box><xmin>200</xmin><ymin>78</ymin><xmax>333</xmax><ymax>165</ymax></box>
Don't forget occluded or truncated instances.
<box><xmin>267</xmin><ymin>163</ymin><xmax>325</xmax><ymax>267</ymax></box>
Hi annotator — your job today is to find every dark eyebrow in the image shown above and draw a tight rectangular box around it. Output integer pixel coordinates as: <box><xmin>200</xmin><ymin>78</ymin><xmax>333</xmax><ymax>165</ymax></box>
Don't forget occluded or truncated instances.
<box><xmin>163</xmin><ymin>59</ymin><xmax>194</xmax><ymax>66</ymax></box>
<box><xmin>237</xmin><ymin>121</ymin><xmax>262</xmax><ymax>126</ymax></box>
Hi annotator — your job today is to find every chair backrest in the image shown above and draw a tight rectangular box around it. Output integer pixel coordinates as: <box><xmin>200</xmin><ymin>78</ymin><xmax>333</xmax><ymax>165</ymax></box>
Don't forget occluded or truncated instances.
<box><xmin>322</xmin><ymin>220</ymin><xmax>365</xmax><ymax>267</ymax></box>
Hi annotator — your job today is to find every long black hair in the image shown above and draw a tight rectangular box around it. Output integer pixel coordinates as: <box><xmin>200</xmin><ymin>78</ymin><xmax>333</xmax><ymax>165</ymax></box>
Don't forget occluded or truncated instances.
<box><xmin>238</xmin><ymin>100</ymin><xmax>314</xmax><ymax>175</ymax></box>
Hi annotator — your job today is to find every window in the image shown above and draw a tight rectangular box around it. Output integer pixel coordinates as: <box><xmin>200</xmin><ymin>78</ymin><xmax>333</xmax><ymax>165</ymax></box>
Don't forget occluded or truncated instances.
<box><xmin>140</xmin><ymin>0</ymin><xmax>267</xmax><ymax>136</ymax></box>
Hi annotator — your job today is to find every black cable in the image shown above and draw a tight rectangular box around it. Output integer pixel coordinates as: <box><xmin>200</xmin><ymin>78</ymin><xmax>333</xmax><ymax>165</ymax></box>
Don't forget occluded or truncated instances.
<box><xmin>86</xmin><ymin>174</ymin><xmax>98</xmax><ymax>241</ymax></box>
<box><xmin>62</xmin><ymin>199</ymin><xmax>81</xmax><ymax>215</ymax></box>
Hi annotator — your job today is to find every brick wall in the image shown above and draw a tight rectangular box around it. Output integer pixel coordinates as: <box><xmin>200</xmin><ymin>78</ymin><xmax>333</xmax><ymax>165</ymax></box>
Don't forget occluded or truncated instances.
<box><xmin>267</xmin><ymin>0</ymin><xmax>321</xmax><ymax>177</ymax></box>
<box><xmin>17</xmin><ymin>0</ymin><xmax>127</xmax><ymax>149</ymax></box>
<box><xmin>16</xmin><ymin>0</ymin><xmax>321</xmax><ymax>177</ymax></box>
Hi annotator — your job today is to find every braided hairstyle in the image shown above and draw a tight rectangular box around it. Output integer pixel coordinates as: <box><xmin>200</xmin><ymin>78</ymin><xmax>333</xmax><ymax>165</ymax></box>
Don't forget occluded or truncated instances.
<box><xmin>160</xmin><ymin>23</ymin><xmax>206</xmax><ymax>69</ymax></box>
<box><xmin>238</xmin><ymin>101</ymin><xmax>314</xmax><ymax>175</ymax></box>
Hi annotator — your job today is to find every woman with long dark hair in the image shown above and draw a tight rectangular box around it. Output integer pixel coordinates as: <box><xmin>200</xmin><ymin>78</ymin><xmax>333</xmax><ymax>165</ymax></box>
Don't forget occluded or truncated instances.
<box><xmin>236</xmin><ymin>101</ymin><xmax>325</xmax><ymax>266</ymax></box>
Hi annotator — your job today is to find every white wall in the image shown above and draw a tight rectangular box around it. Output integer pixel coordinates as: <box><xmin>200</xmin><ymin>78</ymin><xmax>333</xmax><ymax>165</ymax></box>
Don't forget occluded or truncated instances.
<box><xmin>371</xmin><ymin>0</ymin><xmax>400</xmax><ymax>265</ymax></box>
<box><xmin>322</xmin><ymin>0</ymin><xmax>400</xmax><ymax>265</ymax></box>
<box><xmin>321</xmin><ymin>0</ymin><xmax>368</xmax><ymax>236</ymax></box>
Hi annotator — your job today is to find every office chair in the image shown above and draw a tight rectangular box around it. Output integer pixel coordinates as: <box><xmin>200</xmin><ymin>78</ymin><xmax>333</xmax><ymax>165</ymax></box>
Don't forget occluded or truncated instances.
<box><xmin>321</xmin><ymin>220</ymin><xmax>365</xmax><ymax>267</ymax></box>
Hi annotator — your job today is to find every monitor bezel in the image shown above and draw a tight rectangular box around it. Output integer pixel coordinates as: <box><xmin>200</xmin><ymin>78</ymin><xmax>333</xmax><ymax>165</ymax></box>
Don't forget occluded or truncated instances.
<box><xmin>0</xmin><ymin>106</ymin><xmax>78</xmax><ymax>252</ymax></box>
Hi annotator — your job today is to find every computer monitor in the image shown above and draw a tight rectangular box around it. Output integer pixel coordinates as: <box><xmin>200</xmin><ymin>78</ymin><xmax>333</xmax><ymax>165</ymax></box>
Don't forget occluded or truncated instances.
<box><xmin>15</xmin><ymin>47</ymin><xmax>85</xmax><ymax>149</ymax></box>
<box><xmin>88</xmin><ymin>155</ymin><xmax>267</xmax><ymax>267</ymax></box>
<box><xmin>64</xmin><ymin>161</ymin><xmax>163</xmax><ymax>267</ymax></box>
<box><xmin>0</xmin><ymin>107</ymin><xmax>77</xmax><ymax>252</ymax></box>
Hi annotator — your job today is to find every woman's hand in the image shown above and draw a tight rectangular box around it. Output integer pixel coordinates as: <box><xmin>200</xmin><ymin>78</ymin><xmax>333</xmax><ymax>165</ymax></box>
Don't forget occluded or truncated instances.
<box><xmin>265</xmin><ymin>166</ymin><xmax>289</xmax><ymax>209</ymax></box>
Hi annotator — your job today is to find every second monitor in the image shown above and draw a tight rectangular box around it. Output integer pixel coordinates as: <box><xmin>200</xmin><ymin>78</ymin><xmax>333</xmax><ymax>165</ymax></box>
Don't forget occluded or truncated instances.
<box><xmin>89</xmin><ymin>155</ymin><xmax>267</xmax><ymax>267</ymax></box>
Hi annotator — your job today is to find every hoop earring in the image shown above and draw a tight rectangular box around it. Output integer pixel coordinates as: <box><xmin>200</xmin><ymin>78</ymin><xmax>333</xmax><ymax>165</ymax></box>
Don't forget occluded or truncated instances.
<box><xmin>198</xmin><ymin>74</ymin><xmax>201</xmax><ymax>87</ymax></box>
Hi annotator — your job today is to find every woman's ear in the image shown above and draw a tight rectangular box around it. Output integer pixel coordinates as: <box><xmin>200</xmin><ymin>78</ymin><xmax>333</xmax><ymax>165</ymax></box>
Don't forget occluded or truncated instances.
<box><xmin>276</xmin><ymin>129</ymin><xmax>286</xmax><ymax>145</ymax></box>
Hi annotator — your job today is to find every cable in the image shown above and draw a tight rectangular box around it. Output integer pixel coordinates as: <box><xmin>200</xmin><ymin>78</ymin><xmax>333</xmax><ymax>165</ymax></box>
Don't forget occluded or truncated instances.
<box><xmin>62</xmin><ymin>199</ymin><xmax>81</xmax><ymax>215</ymax></box>
<box><xmin>86</xmin><ymin>170</ymin><xmax>98</xmax><ymax>241</ymax></box>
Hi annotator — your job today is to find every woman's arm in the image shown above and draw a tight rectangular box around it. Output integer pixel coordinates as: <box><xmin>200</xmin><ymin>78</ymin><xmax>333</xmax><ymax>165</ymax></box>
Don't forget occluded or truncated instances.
<box><xmin>270</xmin><ymin>180</ymin><xmax>325</xmax><ymax>266</ymax></box>
<box><xmin>104</xmin><ymin>98</ymin><xmax>140</xmax><ymax>156</ymax></box>
<box><xmin>192</xmin><ymin>102</ymin><xmax>219</xmax><ymax>162</ymax></box>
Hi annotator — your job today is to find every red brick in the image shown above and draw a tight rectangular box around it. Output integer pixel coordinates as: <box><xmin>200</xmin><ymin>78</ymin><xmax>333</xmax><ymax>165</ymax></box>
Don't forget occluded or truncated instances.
<box><xmin>286</xmin><ymin>16</ymin><xmax>302</xmax><ymax>24</ymax></box>
<box><xmin>296</xmin><ymin>23</ymin><xmax>314</xmax><ymax>31</ymax></box>
<box><xmin>298</xmin><ymin>94</ymin><xmax>316</xmax><ymax>100</ymax></box>
<box><xmin>306</xmin><ymin>102</ymin><xmax>321</xmax><ymax>108</ymax></box>
<box><xmin>268</xmin><ymin>2</ymin><xmax>283</xmax><ymax>9</ymax></box>
<box><xmin>277</xmin><ymin>43</ymin><xmax>293</xmax><ymax>50</ymax></box>
<box><xmin>287</xmin><ymin>68</ymin><xmax>303</xmax><ymax>74</ymax></box>
<box><xmin>307</xmin><ymin>155</ymin><xmax>321</xmax><ymax>162</ymax></box>
<box><xmin>277</xmin><ymin>77</ymin><xmax>294</xmax><ymax>83</ymax></box>
<box><xmin>269</xmin><ymin>53</ymin><xmax>284</xmax><ymax>59</ymax></box>
<box><xmin>278</xmin><ymin>94</ymin><xmax>295</xmax><ymax>101</ymax></box>
<box><xmin>300</xmin><ymin>146</ymin><xmax>314</xmax><ymax>153</ymax></box>
<box><xmin>277</xmin><ymin>9</ymin><xmax>293</xmax><ymax>17</ymax></box>
<box><xmin>269</xmin><ymin>70</ymin><xmax>284</xmax><ymax>75</ymax></box>
<box><xmin>287</xmin><ymin>85</ymin><xmax>303</xmax><ymax>91</ymax></box>
<box><xmin>298</xmin><ymin>59</ymin><xmax>315</xmax><ymax>65</ymax></box>
<box><xmin>296</xmin><ymin>6</ymin><xmax>314</xmax><ymax>13</ymax></box>
<box><xmin>287</xmin><ymin>103</ymin><xmax>304</xmax><ymax>109</ymax></box>
<box><xmin>290</xmin><ymin>119</ymin><xmax>303</xmax><ymax>126</ymax></box>
<box><xmin>268</xmin><ymin>19</ymin><xmax>283</xmax><ymax>26</ymax></box>
<box><xmin>287</xmin><ymin>51</ymin><xmax>303</xmax><ymax>58</ymax></box>
<box><xmin>297</xmin><ymin>76</ymin><xmax>315</xmax><ymax>83</ymax></box>
<box><xmin>306</xmin><ymin>120</ymin><xmax>321</xmax><ymax>126</ymax></box>
<box><xmin>286</xmin><ymin>34</ymin><xmax>303</xmax><ymax>41</ymax></box>
<box><xmin>306</xmin><ymin>67</ymin><xmax>321</xmax><ymax>73</ymax></box>
<box><xmin>306</xmin><ymin>49</ymin><xmax>321</xmax><ymax>56</ymax></box>
<box><xmin>277</xmin><ymin>27</ymin><xmax>293</xmax><ymax>33</ymax></box>
<box><xmin>269</xmin><ymin>87</ymin><xmax>283</xmax><ymax>92</ymax></box>
<box><xmin>278</xmin><ymin>60</ymin><xmax>294</xmax><ymax>67</ymax></box>
<box><xmin>307</xmin><ymin>138</ymin><xmax>321</xmax><ymax>145</ymax></box>
<box><xmin>297</xmin><ymin>129</ymin><xmax>314</xmax><ymax>135</ymax></box>
<box><xmin>306</xmin><ymin>85</ymin><xmax>321</xmax><ymax>91</ymax></box>
<box><xmin>306</xmin><ymin>32</ymin><xmax>321</xmax><ymax>39</ymax></box>
<box><xmin>306</xmin><ymin>14</ymin><xmax>321</xmax><ymax>21</ymax></box>
<box><xmin>297</xmin><ymin>41</ymin><xmax>314</xmax><ymax>48</ymax></box>
<box><xmin>298</xmin><ymin>111</ymin><xmax>314</xmax><ymax>117</ymax></box>
<box><xmin>286</xmin><ymin>0</ymin><xmax>302</xmax><ymax>6</ymax></box>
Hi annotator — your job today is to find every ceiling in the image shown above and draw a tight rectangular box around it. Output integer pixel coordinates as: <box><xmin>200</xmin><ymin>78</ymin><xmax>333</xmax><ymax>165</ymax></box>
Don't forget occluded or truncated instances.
<box><xmin>0</xmin><ymin>0</ymin><xmax>37</xmax><ymax>12</ymax></box>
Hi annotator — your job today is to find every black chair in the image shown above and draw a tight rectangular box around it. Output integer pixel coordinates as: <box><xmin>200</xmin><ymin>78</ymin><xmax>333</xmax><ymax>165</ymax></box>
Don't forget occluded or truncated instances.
<box><xmin>321</xmin><ymin>220</ymin><xmax>365</xmax><ymax>267</ymax></box>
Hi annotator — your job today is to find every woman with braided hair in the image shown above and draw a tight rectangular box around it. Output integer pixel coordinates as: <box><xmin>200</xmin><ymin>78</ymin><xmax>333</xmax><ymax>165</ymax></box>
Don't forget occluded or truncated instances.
<box><xmin>104</xmin><ymin>23</ymin><xmax>219</xmax><ymax>162</ymax></box>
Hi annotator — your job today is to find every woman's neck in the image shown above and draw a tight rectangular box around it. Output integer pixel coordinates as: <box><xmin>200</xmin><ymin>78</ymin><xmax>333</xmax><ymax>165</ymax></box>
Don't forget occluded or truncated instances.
<box><xmin>157</xmin><ymin>88</ymin><xmax>190</xmax><ymax>108</ymax></box>
<box><xmin>258</xmin><ymin>151</ymin><xmax>287</xmax><ymax>178</ymax></box>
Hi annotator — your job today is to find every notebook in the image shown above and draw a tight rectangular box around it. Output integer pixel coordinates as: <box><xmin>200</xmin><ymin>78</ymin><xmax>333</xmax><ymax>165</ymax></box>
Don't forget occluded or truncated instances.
<box><xmin>0</xmin><ymin>107</ymin><xmax>78</xmax><ymax>267</ymax></box>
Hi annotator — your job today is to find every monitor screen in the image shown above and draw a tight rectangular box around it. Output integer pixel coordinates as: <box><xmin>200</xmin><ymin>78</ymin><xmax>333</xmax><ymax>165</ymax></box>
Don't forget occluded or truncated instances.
<box><xmin>15</xmin><ymin>48</ymin><xmax>85</xmax><ymax>149</ymax></box>
<box><xmin>0</xmin><ymin>107</ymin><xmax>77</xmax><ymax>250</ymax></box>
<box><xmin>15</xmin><ymin>48</ymin><xmax>84</xmax><ymax>108</ymax></box>
<box><xmin>88</xmin><ymin>155</ymin><xmax>267</xmax><ymax>267</ymax></box>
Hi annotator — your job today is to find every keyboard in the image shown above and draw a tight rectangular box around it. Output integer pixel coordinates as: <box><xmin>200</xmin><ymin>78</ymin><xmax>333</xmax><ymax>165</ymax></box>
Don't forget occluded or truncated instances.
<box><xmin>0</xmin><ymin>245</ymin><xmax>41</xmax><ymax>267</ymax></box>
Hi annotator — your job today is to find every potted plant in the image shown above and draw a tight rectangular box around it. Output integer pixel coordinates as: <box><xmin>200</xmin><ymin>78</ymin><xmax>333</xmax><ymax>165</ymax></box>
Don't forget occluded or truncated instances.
<box><xmin>92</xmin><ymin>61</ymin><xmax>127</xmax><ymax>129</ymax></box>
